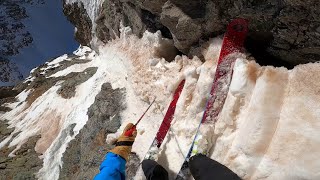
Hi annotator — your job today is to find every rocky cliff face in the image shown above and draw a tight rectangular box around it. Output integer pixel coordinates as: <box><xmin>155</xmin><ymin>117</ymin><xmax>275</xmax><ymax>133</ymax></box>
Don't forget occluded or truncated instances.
<box><xmin>63</xmin><ymin>2</ymin><xmax>92</xmax><ymax>46</ymax></box>
<box><xmin>63</xmin><ymin>0</ymin><xmax>320</xmax><ymax>66</ymax></box>
<box><xmin>0</xmin><ymin>47</ymin><xmax>110</xmax><ymax>179</ymax></box>
<box><xmin>0</xmin><ymin>45</ymin><xmax>141</xmax><ymax>179</ymax></box>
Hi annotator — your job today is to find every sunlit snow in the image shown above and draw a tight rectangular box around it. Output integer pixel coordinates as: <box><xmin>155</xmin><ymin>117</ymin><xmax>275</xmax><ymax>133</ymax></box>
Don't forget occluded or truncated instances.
<box><xmin>1</xmin><ymin>27</ymin><xmax>320</xmax><ymax>180</ymax></box>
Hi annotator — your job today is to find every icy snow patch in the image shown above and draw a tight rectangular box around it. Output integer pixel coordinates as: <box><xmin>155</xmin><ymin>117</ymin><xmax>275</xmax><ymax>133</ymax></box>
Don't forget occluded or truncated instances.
<box><xmin>2</xmin><ymin>26</ymin><xmax>320</xmax><ymax>180</ymax></box>
<box><xmin>1</xmin><ymin>28</ymin><xmax>204</xmax><ymax>179</ymax></box>
<box><xmin>73</xmin><ymin>45</ymin><xmax>95</xmax><ymax>57</ymax></box>
<box><xmin>46</xmin><ymin>54</ymin><xmax>68</xmax><ymax>66</ymax></box>
<box><xmin>208</xmin><ymin>60</ymin><xmax>320</xmax><ymax>180</ymax></box>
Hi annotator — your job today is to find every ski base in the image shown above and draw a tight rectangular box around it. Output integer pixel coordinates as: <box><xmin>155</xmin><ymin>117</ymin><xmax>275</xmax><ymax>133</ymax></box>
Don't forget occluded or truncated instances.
<box><xmin>175</xmin><ymin>18</ymin><xmax>249</xmax><ymax>179</ymax></box>
<box><xmin>144</xmin><ymin>80</ymin><xmax>185</xmax><ymax>161</ymax></box>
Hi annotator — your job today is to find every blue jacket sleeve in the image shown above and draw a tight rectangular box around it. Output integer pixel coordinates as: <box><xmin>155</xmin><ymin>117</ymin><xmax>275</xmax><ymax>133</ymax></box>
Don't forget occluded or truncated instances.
<box><xmin>94</xmin><ymin>152</ymin><xmax>126</xmax><ymax>180</ymax></box>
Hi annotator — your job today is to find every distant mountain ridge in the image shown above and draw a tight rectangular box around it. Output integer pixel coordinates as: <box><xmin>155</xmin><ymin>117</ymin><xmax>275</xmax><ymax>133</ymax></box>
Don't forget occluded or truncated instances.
<box><xmin>0</xmin><ymin>0</ymin><xmax>42</xmax><ymax>57</ymax></box>
<box><xmin>0</xmin><ymin>0</ymin><xmax>41</xmax><ymax>85</ymax></box>
<box><xmin>0</xmin><ymin>0</ymin><xmax>78</xmax><ymax>86</ymax></box>
<box><xmin>0</xmin><ymin>59</ymin><xmax>23</xmax><ymax>84</ymax></box>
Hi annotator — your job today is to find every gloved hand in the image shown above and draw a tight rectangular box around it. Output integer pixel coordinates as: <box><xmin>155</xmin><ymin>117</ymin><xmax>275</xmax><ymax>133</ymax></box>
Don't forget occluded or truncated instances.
<box><xmin>110</xmin><ymin>123</ymin><xmax>137</xmax><ymax>161</ymax></box>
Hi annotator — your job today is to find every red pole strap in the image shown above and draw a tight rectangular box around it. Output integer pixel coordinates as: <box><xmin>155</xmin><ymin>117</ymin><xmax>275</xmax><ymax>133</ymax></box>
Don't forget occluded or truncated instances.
<box><xmin>124</xmin><ymin>126</ymin><xmax>137</xmax><ymax>137</ymax></box>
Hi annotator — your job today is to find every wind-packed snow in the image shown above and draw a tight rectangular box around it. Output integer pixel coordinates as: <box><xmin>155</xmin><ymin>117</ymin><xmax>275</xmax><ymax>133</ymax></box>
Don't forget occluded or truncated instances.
<box><xmin>212</xmin><ymin>60</ymin><xmax>320</xmax><ymax>179</ymax></box>
<box><xmin>1</xmin><ymin>26</ymin><xmax>320</xmax><ymax>180</ymax></box>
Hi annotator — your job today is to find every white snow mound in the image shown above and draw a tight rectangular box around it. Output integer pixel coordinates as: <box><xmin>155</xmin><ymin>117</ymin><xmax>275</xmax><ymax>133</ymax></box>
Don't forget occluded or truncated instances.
<box><xmin>1</xmin><ymin>27</ymin><xmax>320</xmax><ymax>180</ymax></box>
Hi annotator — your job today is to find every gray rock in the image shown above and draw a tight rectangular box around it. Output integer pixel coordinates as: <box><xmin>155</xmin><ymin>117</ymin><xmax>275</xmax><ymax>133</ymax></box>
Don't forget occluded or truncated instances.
<box><xmin>15</xmin><ymin>60</ymin><xmax>96</xmax><ymax>104</ymax></box>
<box><xmin>13</xmin><ymin>172</ymin><xmax>34</xmax><ymax>180</ymax></box>
<box><xmin>59</xmin><ymin>83</ymin><xmax>140</xmax><ymax>179</ymax></box>
<box><xmin>136</xmin><ymin>0</ymin><xmax>167</xmax><ymax>14</ymax></box>
<box><xmin>0</xmin><ymin>86</ymin><xmax>19</xmax><ymax>112</ymax></box>
<box><xmin>63</xmin><ymin>2</ymin><xmax>92</xmax><ymax>46</ymax></box>
<box><xmin>0</xmin><ymin>157</ymin><xmax>7</xmax><ymax>164</ymax></box>
<box><xmin>160</xmin><ymin>1</ymin><xmax>203</xmax><ymax>54</ymax></box>
<box><xmin>0</xmin><ymin>134</ymin><xmax>42</xmax><ymax>180</ymax></box>
<box><xmin>0</xmin><ymin>86</ymin><xmax>19</xmax><ymax>99</ymax></box>
<box><xmin>57</xmin><ymin>67</ymin><xmax>98</xmax><ymax>99</ymax></box>
<box><xmin>0</xmin><ymin>120</ymin><xmax>14</xmax><ymax>142</ymax></box>
<box><xmin>95</xmin><ymin>0</ymin><xmax>124</xmax><ymax>41</ymax></box>
<box><xmin>126</xmin><ymin>153</ymin><xmax>140</xmax><ymax>179</ymax></box>
<box><xmin>65</xmin><ymin>0</ymin><xmax>320</xmax><ymax>66</ymax></box>
<box><xmin>97</xmin><ymin>0</ymin><xmax>167</xmax><ymax>42</ymax></box>
<box><xmin>0</xmin><ymin>163</ymin><xmax>6</xmax><ymax>169</ymax></box>
<box><xmin>12</xmin><ymin>157</ymin><xmax>27</xmax><ymax>167</ymax></box>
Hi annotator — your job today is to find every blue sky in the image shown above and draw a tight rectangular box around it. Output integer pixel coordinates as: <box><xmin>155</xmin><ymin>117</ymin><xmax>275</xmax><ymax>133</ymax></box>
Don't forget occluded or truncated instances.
<box><xmin>12</xmin><ymin>0</ymin><xmax>79</xmax><ymax>77</ymax></box>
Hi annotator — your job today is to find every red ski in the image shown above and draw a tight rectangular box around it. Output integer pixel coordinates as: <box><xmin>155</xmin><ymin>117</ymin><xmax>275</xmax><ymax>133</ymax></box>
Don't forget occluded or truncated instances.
<box><xmin>176</xmin><ymin>18</ymin><xmax>249</xmax><ymax>179</ymax></box>
<box><xmin>145</xmin><ymin>79</ymin><xmax>185</xmax><ymax>160</ymax></box>
<box><xmin>203</xmin><ymin>18</ymin><xmax>249</xmax><ymax>124</ymax></box>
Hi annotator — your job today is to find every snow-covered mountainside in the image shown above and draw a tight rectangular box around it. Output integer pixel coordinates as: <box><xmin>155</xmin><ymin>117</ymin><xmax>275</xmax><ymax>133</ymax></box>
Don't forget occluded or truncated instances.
<box><xmin>0</xmin><ymin>0</ymin><xmax>78</xmax><ymax>86</ymax></box>
<box><xmin>1</xmin><ymin>27</ymin><xmax>320</xmax><ymax>179</ymax></box>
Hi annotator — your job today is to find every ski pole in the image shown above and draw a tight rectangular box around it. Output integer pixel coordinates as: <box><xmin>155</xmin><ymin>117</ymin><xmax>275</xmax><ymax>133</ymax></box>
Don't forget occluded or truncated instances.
<box><xmin>125</xmin><ymin>98</ymin><xmax>156</xmax><ymax>136</ymax></box>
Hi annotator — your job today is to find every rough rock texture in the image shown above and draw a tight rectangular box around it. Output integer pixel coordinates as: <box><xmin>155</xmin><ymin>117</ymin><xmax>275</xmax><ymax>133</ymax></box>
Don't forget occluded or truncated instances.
<box><xmin>0</xmin><ymin>59</ymin><xmax>23</xmax><ymax>83</ymax></box>
<box><xmin>63</xmin><ymin>2</ymin><xmax>92</xmax><ymax>46</ymax></box>
<box><xmin>0</xmin><ymin>120</ymin><xmax>14</xmax><ymax>143</ymax></box>
<box><xmin>57</xmin><ymin>67</ymin><xmax>98</xmax><ymax>98</ymax></box>
<box><xmin>25</xmin><ymin>66</ymin><xmax>97</xmax><ymax>104</ymax></box>
<box><xmin>59</xmin><ymin>83</ymin><xmax>140</xmax><ymax>179</ymax></box>
<box><xmin>0</xmin><ymin>86</ymin><xmax>19</xmax><ymax>101</ymax></box>
<box><xmin>0</xmin><ymin>120</ymin><xmax>43</xmax><ymax>180</ymax></box>
<box><xmin>64</xmin><ymin>0</ymin><xmax>320</xmax><ymax>66</ymax></box>
<box><xmin>0</xmin><ymin>86</ymin><xmax>20</xmax><ymax>112</ymax></box>
<box><xmin>95</xmin><ymin>0</ymin><xmax>172</xmax><ymax>43</ymax></box>
<box><xmin>5</xmin><ymin>54</ymin><xmax>96</xmax><ymax>104</ymax></box>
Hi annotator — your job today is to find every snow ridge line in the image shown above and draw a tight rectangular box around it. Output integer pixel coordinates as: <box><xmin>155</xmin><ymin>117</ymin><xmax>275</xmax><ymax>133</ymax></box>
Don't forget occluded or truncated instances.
<box><xmin>245</xmin><ymin>68</ymin><xmax>289</xmax><ymax>179</ymax></box>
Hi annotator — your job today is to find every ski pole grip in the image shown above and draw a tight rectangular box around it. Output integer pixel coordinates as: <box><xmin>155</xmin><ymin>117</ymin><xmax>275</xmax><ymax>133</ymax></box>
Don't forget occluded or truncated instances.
<box><xmin>125</xmin><ymin>126</ymin><xmax>136</xmax><ymax>137</ymax></box>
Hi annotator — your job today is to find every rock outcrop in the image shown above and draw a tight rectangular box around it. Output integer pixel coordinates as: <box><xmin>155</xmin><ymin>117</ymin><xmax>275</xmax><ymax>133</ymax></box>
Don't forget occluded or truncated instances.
<box><xmin>63</xmin><ymin>2</ymin><xmax>92</xmax><ymax>46</ymax></box>
<box><xmin>63</xmin><ymin>0</ymin><xmax>320</xmax><ymax>66</ymax></box>
<box><xmin>0</xmin><ymin>128</ymin><xmax>43</xmax><ymax>180</ymax></box>
<box><xmin>0</xmin><ymin>50</ymin><xmax>98</xmax><ymax>180</ymax></box>
<box><xmin>0</xmin><ymin>86</ymin><xmax>19</xmax><ymax>112</ymax></box>
<box><xmin>59</xmin><ymin>83</ymin><xmax>140</xmax><ymax>179</ymax></box>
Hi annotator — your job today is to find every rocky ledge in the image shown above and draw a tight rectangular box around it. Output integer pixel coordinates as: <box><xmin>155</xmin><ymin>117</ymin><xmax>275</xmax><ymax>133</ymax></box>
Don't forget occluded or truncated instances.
<box><xmin>63</xmin><ymin>0</ymin><xmax>320</xmax><ymax>66</ymax></box>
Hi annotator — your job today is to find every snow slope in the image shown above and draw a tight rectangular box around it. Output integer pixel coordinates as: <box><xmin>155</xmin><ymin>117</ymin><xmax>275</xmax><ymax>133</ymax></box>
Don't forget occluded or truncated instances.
<box><xmin>214</xmin><ymin>60</ymin><xmax>320</xmax><ymax>179</ymax></box>
<box><xmin>1</xmin><ymin>27</ymin><xmax>320</xmax><ymax>180</ymax></box>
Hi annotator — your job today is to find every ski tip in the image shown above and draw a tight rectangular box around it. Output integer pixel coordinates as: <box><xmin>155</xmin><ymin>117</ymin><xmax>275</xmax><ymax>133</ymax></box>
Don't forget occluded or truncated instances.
<box><xmin>227</xmin><ymin>18</ymin><xmax>249</xmax><ymax>35</ymax></box>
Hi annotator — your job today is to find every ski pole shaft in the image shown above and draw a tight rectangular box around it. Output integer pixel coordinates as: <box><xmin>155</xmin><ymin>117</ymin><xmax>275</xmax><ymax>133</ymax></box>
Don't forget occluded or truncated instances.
<box><xmin>134</xmin><ymin>98</ymin><xmax>156</xmax><ymax>126</ymax></box>
<box><xmin>125</xmin><ymin>98</ymin><xmax>156</xmax><ymax>136</ymax></box>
